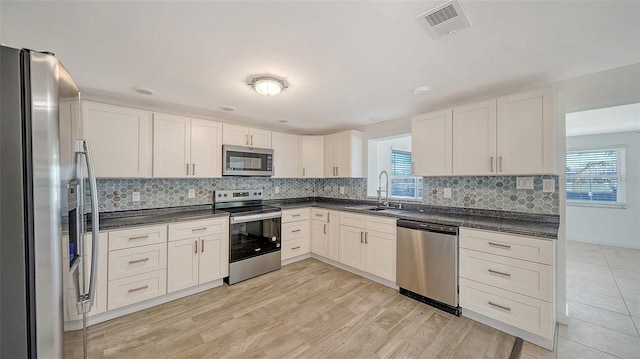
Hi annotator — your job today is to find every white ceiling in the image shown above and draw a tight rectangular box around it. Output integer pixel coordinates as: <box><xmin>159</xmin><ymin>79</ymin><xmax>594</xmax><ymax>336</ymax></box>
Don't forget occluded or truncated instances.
<box><xmin>2</xmin><ymin>1</ymin><xmax>639</xmax><ymax>135</ymax></box>
<box><xmin>566</xmin><ymin>103</ymin><xmax>640</xmax><ymax>137</ymax></box>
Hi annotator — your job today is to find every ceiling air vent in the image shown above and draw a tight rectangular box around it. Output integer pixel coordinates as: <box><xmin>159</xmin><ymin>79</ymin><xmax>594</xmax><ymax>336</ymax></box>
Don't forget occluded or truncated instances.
<box><xmin>417</xmin><ymin>0</ymin><xmax>472</xmax><ymax>39</ymax></box>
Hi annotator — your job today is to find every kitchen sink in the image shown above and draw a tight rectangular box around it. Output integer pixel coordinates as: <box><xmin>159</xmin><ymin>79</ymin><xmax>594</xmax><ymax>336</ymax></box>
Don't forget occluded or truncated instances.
<box><xmin>343</xmin><ymin>205</ymin><xmax>396</xmax><ymax>212</ymax></box>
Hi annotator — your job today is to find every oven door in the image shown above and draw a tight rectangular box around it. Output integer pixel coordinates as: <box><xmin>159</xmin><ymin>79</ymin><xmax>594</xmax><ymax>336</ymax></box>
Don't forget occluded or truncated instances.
<box><xmin>229</xmin><ymin>214</ymin><xmax>281</xmax><ymax>263</ymax></box>
<box><xmin>223</xmin><ymin>145</ymin><xmax>273</xmax><ymax>176</ymax></box>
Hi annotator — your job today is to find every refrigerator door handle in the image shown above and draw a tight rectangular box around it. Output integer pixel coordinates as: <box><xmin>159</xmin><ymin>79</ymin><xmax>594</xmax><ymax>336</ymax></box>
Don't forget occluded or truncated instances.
<box><xmin>75</xmin><ymin>139</ymin><xmax>100</xmax><ymax>314</ymax></box>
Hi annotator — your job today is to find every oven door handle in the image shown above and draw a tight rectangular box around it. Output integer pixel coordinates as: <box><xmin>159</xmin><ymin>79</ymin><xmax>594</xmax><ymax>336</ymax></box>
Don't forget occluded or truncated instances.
<box><xmin>230</xmin><ymin>212</ymin><xmax>282</xmax><ymax>224</ymax></box>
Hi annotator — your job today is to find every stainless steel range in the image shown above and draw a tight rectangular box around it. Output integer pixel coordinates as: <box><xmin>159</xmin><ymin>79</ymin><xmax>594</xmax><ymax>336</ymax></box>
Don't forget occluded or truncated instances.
<box><xmin>214</xmin><ymin>190</ymin><xmax>282</xmax><ymax>285</ymax></box>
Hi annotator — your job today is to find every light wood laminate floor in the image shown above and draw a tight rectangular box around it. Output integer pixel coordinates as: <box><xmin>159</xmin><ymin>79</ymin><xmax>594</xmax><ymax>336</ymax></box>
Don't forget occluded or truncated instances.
<box><xmin>64</xmin><ymin>258</ymin><xmax>516</xmax><ymax>359</ymax></box>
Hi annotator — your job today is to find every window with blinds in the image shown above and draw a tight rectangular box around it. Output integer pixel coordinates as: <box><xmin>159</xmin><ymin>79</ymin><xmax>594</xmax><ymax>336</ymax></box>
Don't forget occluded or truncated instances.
<box><xmin>566</xmin><ymin>147</ymin><xmax>626</xmax><ymax>204</ymax></box>
<box><xmin>391</xmin><ymin>149</ymin><xmax>423</xmax><ymax>199</ymax></box>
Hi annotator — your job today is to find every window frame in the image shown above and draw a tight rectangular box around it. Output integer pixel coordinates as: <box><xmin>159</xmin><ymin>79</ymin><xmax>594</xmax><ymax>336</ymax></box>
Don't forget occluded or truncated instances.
<box><xmin>389</xmin><ymin>148</ymin><xmax>423</xmax><ymax>200</ymax></box>
<box><xmin>566</xmin><ymin>146</ymin><xmax>626</xmax><ymax>208</ymax></box>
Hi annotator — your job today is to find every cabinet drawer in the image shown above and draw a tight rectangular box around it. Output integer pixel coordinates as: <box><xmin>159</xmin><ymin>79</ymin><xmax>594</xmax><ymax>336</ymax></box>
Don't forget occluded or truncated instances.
<box><xmin>282</xmin><ymin>221</ymin><xmax>309</xmax><ymax>241</ymax></box>
<box><xmin>459</xmin><ymin>228</ymin><xmax>552</xmax><ymax>265</ymax></box>
<box><xmin>460</xmin><ymin>278</ymin><xmax>553</xmax><ymax>339</ymax></box>
<box><xmin>281</xmin><ymin>208</ymin><xmax>309</xmax><ymax>223</ymax></box>
<box><xmin>460</xmin><ymin>249</ymin><xmax>552</xmax><ymax>301</ymax></box>
<box><xmin>107</xmin><ymin>269</ymin><xmax>167</xmax><ymax>310</ymax></box>
<box><xmin>281</xmin><ymin>238</ymin><xmax>310</xmax><ymax>261</ymax></box>
<box><xmin>109</xmin><ymin>225</ymin><xmax>167</xmax><ymax>251</ymax></box>
<box><xmin>340</xmin><ymin>212</ymin><xmax>366</xmax><ymax>229</ymax></box>
<box><xmin>311</xmin><ymin>208</ymin><xmax>329</xmax><ymax>222</ymax></box>
<box><xmin>108</xmin><ymin>243</ymin><xmax>167</xmax><ymax>280</ymax></box>
<box><xmin>168</xmin><ymin>218</ymin><xmax>227</xmax><ymax>242</ymax></box>
<box><xmin>365</xmin><ymin>215</ymin><xmax>397</xmax><ymax>235</ymax></box>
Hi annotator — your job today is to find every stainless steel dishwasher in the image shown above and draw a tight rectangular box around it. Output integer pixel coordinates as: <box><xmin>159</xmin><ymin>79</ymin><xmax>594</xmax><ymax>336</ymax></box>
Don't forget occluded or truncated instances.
<box><xmin>396</xmin><ymin>220</ymin><xmax>460</xmax><ymax>315</ymax></box>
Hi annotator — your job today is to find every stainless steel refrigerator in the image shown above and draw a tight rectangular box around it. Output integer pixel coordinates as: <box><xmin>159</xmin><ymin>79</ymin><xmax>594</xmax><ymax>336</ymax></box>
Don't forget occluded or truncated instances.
<box><xmin>1</xmin><ymin>46</ymin><xmax>100</xmax><ymax>358</ymax></box>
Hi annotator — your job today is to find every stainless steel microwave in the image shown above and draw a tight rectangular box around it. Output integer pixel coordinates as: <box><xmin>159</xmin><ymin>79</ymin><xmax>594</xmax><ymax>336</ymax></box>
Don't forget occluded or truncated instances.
<box><xmin>222</xmin><ymin>145</ymin><xmax>274</xmax><ymax>176</ymax></box>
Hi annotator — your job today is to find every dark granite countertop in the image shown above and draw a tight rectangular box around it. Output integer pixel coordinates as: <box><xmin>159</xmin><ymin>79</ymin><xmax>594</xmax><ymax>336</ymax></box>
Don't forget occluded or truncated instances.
<box><xmin>89</xmin><ymin>198</ymin><xmax>559</xmax><ymax>239</ymax></box>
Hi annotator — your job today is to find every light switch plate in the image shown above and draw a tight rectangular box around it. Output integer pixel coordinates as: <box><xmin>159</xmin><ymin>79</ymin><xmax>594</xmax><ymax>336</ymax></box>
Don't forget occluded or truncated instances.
<box><xmin>188</xmin><ymin>189</ymin><xmax>195</xmax><ymax>198</ymax></box>
<box><xmin>132</xmin><ymin>191</ymin><xmax>140</xmax><ymax>202</ymax></box>
<box><xmin>444</xmin><ymin>188</ymin><xmax>452</xmax><ymax>199</ymax></box>
<box><xmin>516</xmin><ymin>177</ymin><xmax>534</xmax><ymax>190</ymax></box>
<box><xmin>339</xmin><ymin>187</ymin><xmax>345</xmax><ymax>195</ymax></box>
<box><xmin>543</xmin><ymin>179</ymin><xmax>555</xmax><ymax>193</ymax></box>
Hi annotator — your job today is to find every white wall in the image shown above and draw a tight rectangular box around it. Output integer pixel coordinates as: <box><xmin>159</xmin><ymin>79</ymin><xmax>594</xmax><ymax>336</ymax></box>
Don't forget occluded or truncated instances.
<box><xmin>565</xmin><ymin>131</ymin><xmax>640</xmax><ymax>249</ymax></box>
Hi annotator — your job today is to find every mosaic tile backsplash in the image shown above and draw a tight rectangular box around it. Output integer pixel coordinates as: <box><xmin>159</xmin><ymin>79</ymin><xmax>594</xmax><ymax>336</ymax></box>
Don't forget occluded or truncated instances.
<box><xmin>97</xmin><ymin>175</ymin><xmax>559</xmax><ymax>215</ymax></box>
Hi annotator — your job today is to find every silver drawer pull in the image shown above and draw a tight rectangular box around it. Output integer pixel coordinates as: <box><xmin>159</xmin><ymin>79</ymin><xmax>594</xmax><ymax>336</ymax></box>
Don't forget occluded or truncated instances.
<box><xmin>488</xmin><ymin>269</ymin><xmax>511</xmax><ymax>277</ymax></box>
<box><xmin>315</xmin><ymin>213</ymin><xmax>323</xmax><ymax>217</ymax></box>
<box><xmin>291</xmin><ymin>229</ymin><xmax>301</xmax><ymax>233</ymax></box>
<box><xmin>488</xmin><ymin>242</ymin><xmax>511</xmax><ymax>249</ymax></box>
<box><xmin>292</xmin><ymin>246</ymin><xmax>301</xmax><ymax>250</ymax></box>
<box><xmin>128</xmin><ymin>285</ymin><xmax>149</xmax><ymax>293</ymax></box>
<box><xmin>292</xmin><ymin>214</ymin><xmax>301</xmax><ymax>217</ymax></box>
<box><xmin>128</xmin><ymin>258</ymin><xmax>150</xmax><ymax>265</ymax></box>
<box><xmin>488</xmin><ymin>301</ymin><xmax>511</xmax><ymax>311</ymax></box>
<box><xmin>191</xmin><ymin>227</ymin><xmax>207</xmax><ymax>232</ymax></box>
<box><xmin>128</xmin><ymin>235</ymin><xmax>149</xmax><ymax>241</ymax></box>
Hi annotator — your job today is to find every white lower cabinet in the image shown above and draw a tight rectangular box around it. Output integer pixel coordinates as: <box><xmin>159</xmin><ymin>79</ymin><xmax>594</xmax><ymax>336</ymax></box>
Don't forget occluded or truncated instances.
<box><xmin>310</xmin><ymin>209</ymin><xmax>339</xmax><ymax>261</ymax></box>
<box><xmin>281</xmin><ymin>208</ymin><xmax>311</xmax><ymax>261</ymax></box>
<box><xmin>459</xmin><ymin>227</ymin><xmax>554</xmax><ymax>343</ymax></box>
<box><xmin>338</xmin><ymin>212</ymin><xmax>396</xmax><ymax>282</ymax></box>
<box><xmin>167</xmin><ymin>218</ymin><xmax>229</xmax><ymax>293</ymax></box>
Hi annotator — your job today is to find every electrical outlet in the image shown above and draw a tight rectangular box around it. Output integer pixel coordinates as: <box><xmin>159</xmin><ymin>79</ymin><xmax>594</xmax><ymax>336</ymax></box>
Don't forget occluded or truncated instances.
<box><xmin>543</xmin><ymin>179</ymin><xmax>555</xmax><ymax>193</ymax></box>
<box><xmin>132</xmin><ymin>191</ymin><xmax>140</xmax><ymax>202</ymax></box>
<box><xmin>275</xmin><ymin>186</ymin><xmax>280</xmax><ymax>194</ymax></box>
<box><xmin>188</xmin><ymin>189</ymin><xmax>195</xmax><ymax>198</ymax></box>
<box><xmin>340</xmin><ymin>187</ymin><xmax>345</xmax><ymax>195</ymax></box>
<box><xmin>444</xmin><ymin>188</ymin><xmax>452</xmax><ymax>199</ymax></box>
<box><xmin>516</xmin><ymin>177</ymin><xmax>534</xmax><ymax>190</ymax></box>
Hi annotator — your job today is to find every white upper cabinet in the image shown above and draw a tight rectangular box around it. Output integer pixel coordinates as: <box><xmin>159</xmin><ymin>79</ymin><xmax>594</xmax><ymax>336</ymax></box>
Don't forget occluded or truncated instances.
<box><xmin>453</xmin><ymin>100</ymin><xmax>497</xmax><ymax>175</ymax></box>
<box><xmin>496</xmin><ymin>87</ymin><xmax>556</xmax><ymax>174</ymax></box>
<box><xmin>411</xmin><ymin>109</ymin><xmax>453</xmax><ymax>176</ymax></box>
<box><xmin>271</xmin><ymin>132</ymin><xmax>301</xmax><ymax>178</ymax></box>
<box><xmin>324</xmin><ymin>130</ymin><xmax>363</xmax><ymax>178</ymax></box>
<box><xmin>83</xmin><ymin>102</ymin><xmax>152</xmax><ymax>178</ymax></box>
<box><xmin>153</xmin><ymin>113</ymin><xmax>222</xmax><ymax>178</ymax></box>
<box><xmin>302</xmin><ymin>136</ymin><xmax>324</xmax><ymax>178</ymax></box>
<box><xmin>222</xmin><ymin>124</ymin><xmax>272</xmax><ymax>148</ymax></box>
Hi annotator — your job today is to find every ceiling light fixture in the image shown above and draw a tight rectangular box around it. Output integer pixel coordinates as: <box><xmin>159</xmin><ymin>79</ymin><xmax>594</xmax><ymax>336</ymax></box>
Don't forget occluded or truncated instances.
<box><xmin>133</xmin><ymin>87</ymin><xmax>155</xmax><ymax>95</ymax></box>
<box><xmin>412</xmin><ymin>86</ymin><xmax>430</xmax><ymax>95</ymax></box>
<box><xmin>220</xmin><ymin>105</ymin><xmax>236</xmax><ymax>112</ymax></box>
<box><xmin>247</xmin><ymin>74</ymin><xmax>288</xmax><ymax>96</ymax></box>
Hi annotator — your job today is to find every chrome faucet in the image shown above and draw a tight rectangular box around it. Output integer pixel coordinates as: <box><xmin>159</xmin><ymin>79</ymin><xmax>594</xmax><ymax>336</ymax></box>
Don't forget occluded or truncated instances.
<box><xmin>377</xmin><ymin>170</ymin><xmax>389</xmax><ymax>207</ymax></box>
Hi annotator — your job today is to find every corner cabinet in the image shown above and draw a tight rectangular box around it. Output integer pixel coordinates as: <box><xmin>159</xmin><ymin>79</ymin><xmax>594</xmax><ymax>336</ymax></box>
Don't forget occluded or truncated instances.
<box><xmin>152</xmin><ymin>113</ymin><xmax>223</xmax><ymax>178</ymax></box>
<box><xmin>222</xmin><ymin>124</ymin><xmax>272</xmax><ymax>148</ymax></box>
<box><xmin>271</xmin><ymin>132</ymin><xmax>302</xmax><ymax>178</ymax></box>
<box><xmin>83</xmin><ymin>102</ymin><xmax>152</xmax><ymax>178</ymax></box>
<box><xmin>324</xmin><ymin>130</ymin><xmax>364</xmax><ymax>178</ymax></box>
<box><xmin>411</xmin><ymin>109</ymin><xmax>453</xmax><ymax>176</ymax></box>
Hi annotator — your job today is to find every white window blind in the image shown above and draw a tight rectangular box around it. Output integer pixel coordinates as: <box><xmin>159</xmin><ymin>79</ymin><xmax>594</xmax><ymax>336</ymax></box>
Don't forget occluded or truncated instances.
<box><xmin>566</xmin><ymin>147</ymin><xmax>626</xmax><ymax>204</ymax></box>
<box><xmin>391</xmin><ymin>149</ymin><xmax>423</xmax><ymax>199</ymax></box>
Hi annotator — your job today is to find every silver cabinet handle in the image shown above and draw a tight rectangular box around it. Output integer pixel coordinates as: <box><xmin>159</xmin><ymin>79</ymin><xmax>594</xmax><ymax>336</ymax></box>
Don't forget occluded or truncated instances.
<box><xmin>327</xmin><ymin>212</ymin><xmax>330</xmax><ymax>222</ymax></box>
<box><xmin>186</xmin><ymin>163</ymin><xmax>190</xmax><ymax>176</ymax></box>
<box><xmin>292</xmin><ymin>229</ymin><xmax>301</xmax><ymax>233</ymax></box>
<box><xmin>292</xmin><ymin>246</ymin><xmax>301</xmax><ymax>250</ymax></box>
<box><xmin>360</xmin><ymin>232</ymin><xmax>364</xmax><ymax>243</ymax></box>
<box><xmin>129</xmin><ymin>235</ymin><xmax>149</xmax><ymax>241</ymax></box>
<box><xmin>192</xmin><ymin>163</ymin><xmax>195</xmax><ymax>176</ymax></box>
<box><xmin>194</xmin><ymin>240</ymin><xmax>198</xmax><ymax>254</ymax></box>
<box><xmin>292</xmin><ymin>214</ymin><xmax>301</xmax><ymax>217</ymax></box>
<box><xmin>303</xmin><ymin>168</ymin><xmax>306</xmax><ymax>177</ymax></box>
<box><xmin>324</xmin><ymin>224</ymin><xmax>327</xmax><ymax>234</ymax></box>
<box><xmin>364</xmin><ymin>232</ymin><xmax>368</xmax><ymax>244</ymax></box>
<box><xmin>250</xmin><ymin>135</ymin><xmax>254</xmax><ymax>146</ymax></box>
<box><xmin>201</xmin><ymin>239</ymin><xmax>204</xmax><ymax>253</ymax></box>
<box><xmin>246</xmin><ymin>134</ymin><xmax>249</xmax><ymax>145</ymax></box>
<box><xmin>498</xmin><ymin>156</ymin><xmax>503</xmax><ymax>172</ymax></box>
<box><xmin>191</xmin><ymin>227</ymin><xmax>207</xmax><ymax>232</ymax></box>
<box><xmin>488</xmin><ymin>301</ymin><xmax>511</xmax><ymax>311</ymax></box>
<box><xmin>488</xmin><ymin>242</ymin><xmax>512</xmax><ymax>249</ymax></box>
<box><xmin>336</xmin><ymin>166</ymin><xmax>339</xmax><ymax>176</ymax></box>
<box><xmin>128</xmin><ymin>258</ymin><xmax>149</xmax><ymax>265</ymax></box>
<box><xmin>488</xmin><ymin>269</ymin><xmax>511</xmax><ymax>277</ymax></box>
<box><xmin>411</xmin><ymin>162</ymin><xmax>415</xmax><ymax>175</ymax></box>
<box><xmin>128</xmin><ymin>285</ymin><xmax>149</xmax><ymax>293</ymax></box>
<box><xmin>490</xmin><ymin>156</ymin><xmax>494</xmax><ymax>172</ymax></box>
<box><xmin>315</xmin><ymin>213</ymin><xmax>323</xmax><ymax>217</ymax></box>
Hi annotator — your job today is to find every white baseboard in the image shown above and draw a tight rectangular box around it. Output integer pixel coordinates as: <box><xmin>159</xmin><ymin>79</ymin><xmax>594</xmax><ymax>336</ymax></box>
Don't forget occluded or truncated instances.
<box><xmin>567</xmin><ymin>237</ymin><xmax>640</xmax><ymax>250</ymax></box>
<box><xmin>64</xmin><ymin>279</ymin><xmax>224</xmax><ymax>331</ymax></box>
<box><xmin>281</xmin><ymin>252</ymin><xmax>312</xmax><ymax>266</ymax></box>
<box><xmin>557</xmin><ymin>310</ymin><xmax>570</xmax><ymax>326</ymax></box>
<box><xmin>310</xmin><ymin>254</ymin><xmax>398</xmax><ymax>290</ymax></box>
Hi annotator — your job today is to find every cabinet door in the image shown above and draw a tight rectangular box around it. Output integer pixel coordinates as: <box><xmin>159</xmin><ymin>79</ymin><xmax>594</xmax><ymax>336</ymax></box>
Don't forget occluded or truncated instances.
<box><xmin>327</xmin><ymin>211</ymin><xmax>340</xmax><ymax>261</ymax></box>
<box><xmin>302</xmin><ymin>136</ymin><xmax>324</xmax><ymax>178</ymax></box>
<box><xmin>339</xmin><ymin>225</ymin><xmax>365</xmax><ymax>270</ymax></box>
<box><xmin>311</xmin><ymin>220</ymin><xmax>328</xmax><ymax>257</ymax></box>
<box><xmin>453</xmin><ymin>100</ymin><xmax>497</xmax><ymax>175</ymax></box>
<box><xmin>222</xmin><ymin>124</ymin><xmax>249</xmax><ymax>146</ymax></box>
<box><xmin>191</xmin><ymin>119</ymin><xmax>223</xmax><ymax>178</ymax></box>
<box><xmin>335</xmin><ymin>132</ymin><xmax>351</xmax><ymax>177</ymax></box>
<box><xmin>272</xmin><ymin>132</ymin><xmax>301</xmax><ymax>178</ymax></box>
<box><xmin>497</xmin><ymin>88</ymin><xmax>555</xmax><ymax>174</ymax></box>
<box><xmin>323</xmin><ymin>135</ymin><xmax>337</xmax><ymax>177</ymax></box>
<box><xmin>167</xmin><ymin>238</ymin><xmax>199</xmax><ymax>293</ymax></box>
<box><xmin>83</xmin><ymin>102</ymin><xmax>151</xmax><ymax>177</ymax></box>
<box><xmin>199</xmin><ymin>233</ymin><xmax>226</xmax><ymax>283</ymax></box>
<box><xmin>249</xmin><ymin>128</ymin><xmax>272</xmax><ymax>148</ymax></box>
<box><xmin>365</xmin><ymin>231</ymin><xmax>396</xmax><ymax>282</ymax></box>
<box><xmin>411</xmin><ymin>109</ymin><xmax>453</xmax><ymax>176</ymax></box>
<box><xmin>153</xmin><ymin>113</ymin><xmax>191</xmax><ymax>178</ymax></box>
